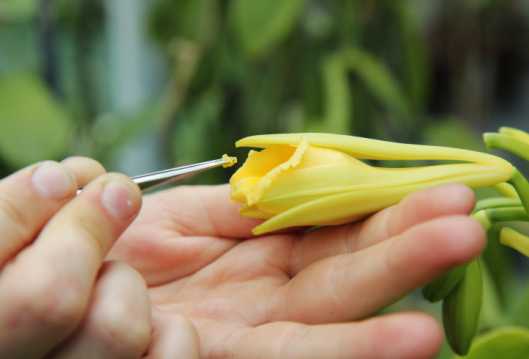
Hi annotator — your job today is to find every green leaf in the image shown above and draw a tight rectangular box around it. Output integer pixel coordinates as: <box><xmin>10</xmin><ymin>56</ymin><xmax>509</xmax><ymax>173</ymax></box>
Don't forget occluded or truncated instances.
<box><xmin>479</xmin><ymin>260</ymin><xmax>505</xmax><ymax>329</ymax></box>
<box><xmin>172</xmin><ymin>90</ymin><xmax>222</xmax><ymax>164</ymax></box>
<box><xmin>322</xmin><ymin>53</ymin><xmax>351</xmax><ymax>134</ymax></box>
<box><xmin>91</xmin><ymin>103</ymin><xmax>163</xmax><ymax>163</ymax></box>
<box><xmin>392</xmin><ymin>1</ymin><xmax>429</xmax><ymax>114</ymax></box>
<box><xmin>0</xmin><ymin>73</ymin><xmax>71</xmax><ymax>167</ymax></box>
<box><xmin>231</xmin><ymin>0</ymin><xmax>306</xmax><ymax>57</ymax></box>
<box><xmin>0</xmin><ymin>0</ymin><xmax>36</xmax><ymax>21</ymax></box>
<box><xmin>482</xmin><ymin>225</ymin><xmax>514</xmax><ymax>307</ymax></box>
<box><xmin>343</xmin><ymin>48</ymin><xmax>409</xmax><ymax>117</ymax></box>
<box><xmin>149</xmin><ymin>0</ymin><xmax>218</xmax><ymax>45</ymax></box>
<box><xmin>454</xmin><ymin>327</ymin><xmax>529</xmax><ymax>358</ymax></box>
<box><xmin>511</xmin><ymin>282</ymin><xmax>529</xmax><ymax>328</ymax></box>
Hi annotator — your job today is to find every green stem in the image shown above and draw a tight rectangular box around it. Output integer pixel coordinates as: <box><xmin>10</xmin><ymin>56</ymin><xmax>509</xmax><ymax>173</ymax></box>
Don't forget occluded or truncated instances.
<box><xmin>509</xmin><ymin>170</ymin><xmax>529</xmax><ymax>214</ymax></box>
<box><xmin>484</xmin><ymin>132</ymin><xmax>529</xmax><ymax>162</ymax></box>
<box><xmin>486</xmin><ymin>206</ymin><xmax>528</xmax><ymax>223</ymax></box>
<box><xmin>472</xmin><ymin>206</ymin><xmax>528</xmax><ymax>231</ymax></box>
<box><xmin>474</xmin><ymin>197</ymin><xmax>521</xmax><ymax>212</ymax></box>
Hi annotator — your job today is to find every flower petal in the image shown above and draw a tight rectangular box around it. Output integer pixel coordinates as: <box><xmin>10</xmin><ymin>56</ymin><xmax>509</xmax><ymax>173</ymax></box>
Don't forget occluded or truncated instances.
<box><xmin>236</xmin><ymin>133</ymin><xmax>513</xmax><ymax>169</ymax></box>
<box><xmin>255</xmin><ymin>163</ymin><xmax>510</xmax><ymax>215</ymax></box>
<box><xmin>231</xmin><ymin>139</ymin><xmax>309</xmax><ymax>206</ymax></box>
<box><xmin>499</xmin><ymin>127</ymin><xmax>529</xmax><ymax>144</ymax></box>
<box><xmin>252</xmin><ymin>166</ymin><xmax>511</xmax><ymax>235</ymax></box>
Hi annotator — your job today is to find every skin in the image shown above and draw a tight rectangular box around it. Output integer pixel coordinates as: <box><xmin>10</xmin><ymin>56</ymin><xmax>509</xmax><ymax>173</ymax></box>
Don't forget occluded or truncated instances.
<box><xmin>0</xmin><ymin>157</ymin><xmax>485</xmax><ymax>358</ymax></box>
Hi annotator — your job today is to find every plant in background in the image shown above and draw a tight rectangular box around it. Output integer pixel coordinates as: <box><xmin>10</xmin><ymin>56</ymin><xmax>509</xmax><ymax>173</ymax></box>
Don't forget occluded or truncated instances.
<box><xmin>230</xmin><ymin>127</ymin><xmax>529</xmax><ymax>357</ymax></box>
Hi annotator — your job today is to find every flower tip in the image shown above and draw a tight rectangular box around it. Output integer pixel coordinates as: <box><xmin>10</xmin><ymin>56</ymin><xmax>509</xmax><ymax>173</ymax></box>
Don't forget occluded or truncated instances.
<box><xmin>500</xmin><ymin>227</ymin><xmax>529</xmax><ymax>257</ymax></box>
<box><xmin>222</xmin><ymin>154</ymin><xmax>238</xmax><ymax>168</ymax></box>
<box><xmin>482</xmin><ymin>132</ymin><xmax>499</xmax><ymax>149</ymax></box>
<box><xmin>251</xmin><ymin>225</ymin><xmax>266</xmax><ymax>236</ymax></box>
<box><xmin>473</xmin><ymin>210</ymin><xmax>491</xmax><ymax>230</ymax></box>
<box><xmin>235</xmin><ymin>135</ymin><xmax>269</xmax><ymax>148</ymax></box>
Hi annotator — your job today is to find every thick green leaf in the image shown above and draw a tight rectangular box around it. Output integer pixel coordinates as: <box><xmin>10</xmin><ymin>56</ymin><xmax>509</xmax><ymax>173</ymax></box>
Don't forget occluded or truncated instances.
<box><xmin>479</xmin><ymin>260</ymin><xmax>505</xmax><ymax>329</ymax></box>
<box><xmin>511</xmin><ymin>283</ymin><xmax>529</xmax><ymax>328</ymax></box>
<box><xmin>454</xmin><ymin>327</ymin><xmax>529</xmax><ymax>358</ymax></box>
<box><xmin>322</xmin><ymin>53</ymin><xmax>351</xmax><ymax>134</ymax></box>
<box><xmin>172</xmin><ymin>90</ymin><xmax>222</xmax><ymax>164</ymax></box>
<box><xmin>343</xmin><ymin>48</ymin><xmax>409</xmax><ymax>116</ymax></box>
<box><xmin>0</xmin><ymin>73</ymin><xmax>71</xmax><ymax>167</ymax></box>
<box><xmin>231</xmin><ymin>0</ymin><xmax>305</xmax><ymax>57</ymax></box>
<box><xmin>149</xmin><ymin>0</ymin><xmax>218</xmax><ymax>45</ymax></box>
<box><xmin>392</xmin><ymin>0</ymin><xmax>429</xmax><ymax>114</ymax></box>
<box><xmin>0</xmin><ymin>0</ymin><xmax>36</xmax><ymax>21</ymax></box>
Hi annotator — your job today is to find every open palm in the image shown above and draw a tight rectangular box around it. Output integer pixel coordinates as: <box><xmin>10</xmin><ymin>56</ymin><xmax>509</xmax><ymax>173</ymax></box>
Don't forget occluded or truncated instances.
<box><xmin>110</xmin><ymin>184</ymin><xmax>484</xmax><ymax>359</ymax></box>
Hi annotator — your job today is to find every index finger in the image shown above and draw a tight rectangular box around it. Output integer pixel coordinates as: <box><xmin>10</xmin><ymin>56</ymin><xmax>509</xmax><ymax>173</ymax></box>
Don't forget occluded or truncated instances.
<box><xmin>0</xmin><ymin>158</ymin><xmax>106</xmax><ymax>267</ymax></box>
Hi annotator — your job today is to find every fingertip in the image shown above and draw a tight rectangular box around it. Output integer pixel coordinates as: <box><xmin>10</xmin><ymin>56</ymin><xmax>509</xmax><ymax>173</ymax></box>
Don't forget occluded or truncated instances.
<box><xmin>388</xmin><ymin>184</ymin><xmax>476</xmax><ymax>238</ymax></box>
<box><xmin>31</xmin><ymin>161</ymin><xmax>78</xmax><ymax>200</ymax></box>
<box><xmin>408</xmin><ymin>183</ymin><xmax>476</xmax><ymax>215</ymax></box>
<box><xmin>100</xmin><ymin>173</ymin><xmax>142</xmax><ymax>222</ymax></box>
<box><xmin>435</xmin><ymin>215</ymin><xmax>486</xmax><ymax>262</ymax></box>
<box><xmin>148</xmin><ymin>312</ymin><xmax>200</xmax><ymax>359</ymax></box>
<box><xmin>434</xmin><ymin>183</ymin><xmax>476</xmax><ymax>213</ymax></box>
<box><xmin>62</xmin><ymin>156</ymin><xmax>106</xmax><ymax>187</ymax></box>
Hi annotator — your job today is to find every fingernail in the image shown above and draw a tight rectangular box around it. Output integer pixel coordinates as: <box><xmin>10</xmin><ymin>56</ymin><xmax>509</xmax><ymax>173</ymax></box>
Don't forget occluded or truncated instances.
<box><xmin>101</xmin><ymin>180</ymin><xmax>138</xmax><ymax>220</ymax></box>
<box><xmin>32</xmin><ymin>161</ymin><xmax>75</xmax><ymax>199</ymax></box>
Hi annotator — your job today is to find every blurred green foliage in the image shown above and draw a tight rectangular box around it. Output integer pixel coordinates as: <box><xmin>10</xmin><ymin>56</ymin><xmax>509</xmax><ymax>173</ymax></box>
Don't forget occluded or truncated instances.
<box><xmin>453</xmin><ymin>327</ymin><xmax>529</xmax><ymax>359</ymax></box>
<box><xmin>2</xmin><ymin>1</ymin><xmax>529</xmax><ymax>357</ymax></box>
<box><xmin>0</xmin><ymin>72</ymin><xmax>71</xmax><ymax>166</ymax></box>
<box><xmin>5</xmin><ymin>0</ymin><xmax>522</xmax><ymax>174</ymax></box>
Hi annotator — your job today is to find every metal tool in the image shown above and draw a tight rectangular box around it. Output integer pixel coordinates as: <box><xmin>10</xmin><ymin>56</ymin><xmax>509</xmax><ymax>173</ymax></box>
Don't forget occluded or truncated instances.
<box><xmin>78</xmin><ymin>155</ymin><xmax>237</xmax><ymax>193</ymax></box>
<box><xmin>133</xmin><ymin>155</ymin><xmax>236</xmax><ymax>191</ymax></box>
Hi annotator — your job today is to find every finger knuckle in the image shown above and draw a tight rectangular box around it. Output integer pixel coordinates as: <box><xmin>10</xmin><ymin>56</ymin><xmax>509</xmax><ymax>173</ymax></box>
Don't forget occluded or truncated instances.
<box><xmin>106</xmin><ymin>261</ymin><xmax>144</xmax><ymax>283</ymax></box>
<box><xmin>97</xmin><ymin>309</ymin><xmax>151</xmax><ymax>355</ymax></box>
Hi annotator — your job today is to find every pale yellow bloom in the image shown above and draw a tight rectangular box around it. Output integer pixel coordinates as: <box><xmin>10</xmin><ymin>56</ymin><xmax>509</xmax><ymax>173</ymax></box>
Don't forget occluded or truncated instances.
<box><xmin>230</xmin><ymin>133</ymin><xmax>515</xmax><ymax>235</ymax></box>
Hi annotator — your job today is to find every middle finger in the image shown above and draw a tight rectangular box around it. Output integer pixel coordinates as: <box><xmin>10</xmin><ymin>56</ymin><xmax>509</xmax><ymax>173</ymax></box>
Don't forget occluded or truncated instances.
<box><xmin>51</xmin><ymin>261</ymin><xmax>152</xmax><ymax>359</ymax></box>
<box><xmin>275</xmin><ymin>215</ymin><xmax>484</xmax><ymax>324</ymax></box>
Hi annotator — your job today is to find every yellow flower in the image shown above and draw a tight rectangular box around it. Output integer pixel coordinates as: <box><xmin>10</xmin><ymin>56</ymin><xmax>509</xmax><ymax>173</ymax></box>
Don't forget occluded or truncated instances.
<box><xmin>230</xmin><ymin>133</ymin><xmax>515</xmax><ymax>235</ymax></box>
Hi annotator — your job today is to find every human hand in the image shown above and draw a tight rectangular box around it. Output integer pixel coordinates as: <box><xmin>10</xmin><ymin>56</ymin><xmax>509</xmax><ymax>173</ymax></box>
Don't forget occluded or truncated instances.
<box><xmin>0</xmin><ymin>158</ymin><xmax>162</xmax><ymax>358</ymax></box>
<box><xmin>110</xmin><ymin>183</ymin><xmax>485</xmax><ymax>358</ymax></box>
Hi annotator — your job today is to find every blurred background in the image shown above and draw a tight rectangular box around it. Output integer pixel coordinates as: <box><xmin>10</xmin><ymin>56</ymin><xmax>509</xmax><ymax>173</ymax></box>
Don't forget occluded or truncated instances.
<box><xmin>2</xmin><ymin>0</ymin><xmax>529</xmax><ymax>357</ymax></box>
<box><xmin>3</xmin><ymin>0</ymin><xmax>529</xmax><ymax>179</ymax></box>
